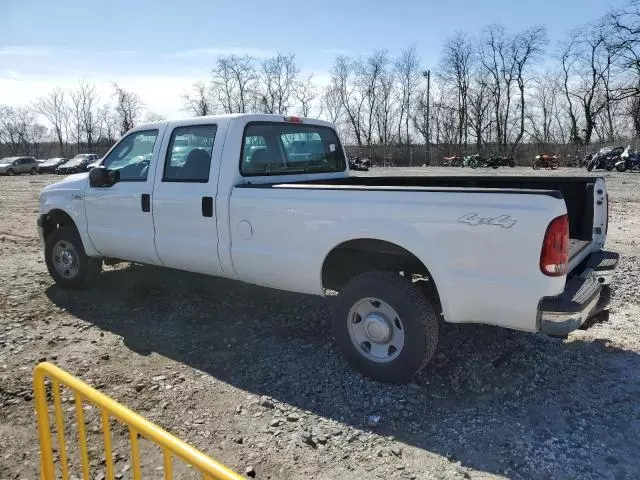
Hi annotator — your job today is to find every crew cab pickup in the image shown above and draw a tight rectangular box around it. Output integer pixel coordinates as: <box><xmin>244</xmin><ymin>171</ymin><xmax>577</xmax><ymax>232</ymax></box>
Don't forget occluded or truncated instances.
<box><xmin>38</xmin><ymin>114</ymin><xmax>618</xmax><ymax>382</ymax></box>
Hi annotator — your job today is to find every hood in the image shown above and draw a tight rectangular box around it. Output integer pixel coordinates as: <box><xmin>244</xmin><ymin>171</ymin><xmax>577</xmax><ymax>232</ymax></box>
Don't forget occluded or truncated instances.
<box><xmin>0</xmin><ymin>162</ymin><xmax>12</xmax><ymax>167</ymax></box>
<box><xmin>41</xmin><ymin>172</ymin><xmax>89</xmax><ymax>194</ymax></box>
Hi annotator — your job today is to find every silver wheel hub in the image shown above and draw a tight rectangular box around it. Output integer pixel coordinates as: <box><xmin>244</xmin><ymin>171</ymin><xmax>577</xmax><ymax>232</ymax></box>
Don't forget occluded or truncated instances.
<box><xmin>52</xmin><ymin>240</ymin><xmax>80</xmax><ymax>279</ymax></box>
<box><xmin>363</xmin><ymin>314</ymin><xmax>392</xmax><ymax>343</ymax></box>
<box><xmin>347</xmin><ymin>297</ymin><xmax>405</xmax><ymax>363</ymax></box>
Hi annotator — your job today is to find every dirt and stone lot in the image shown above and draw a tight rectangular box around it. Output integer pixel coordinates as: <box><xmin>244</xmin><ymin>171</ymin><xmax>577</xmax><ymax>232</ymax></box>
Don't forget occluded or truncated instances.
<box><xmin>1</xmin><ymin>167</ymin><xmax>639</xmax><ymax>480</ymax></box>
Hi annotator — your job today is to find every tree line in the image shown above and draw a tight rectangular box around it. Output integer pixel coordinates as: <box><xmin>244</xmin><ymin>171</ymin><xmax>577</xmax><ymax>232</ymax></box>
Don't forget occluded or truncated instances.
<box><xmin>2</xmin><ymin>1</ymin><xmax>639</xmax><ymax>163</ymax></box>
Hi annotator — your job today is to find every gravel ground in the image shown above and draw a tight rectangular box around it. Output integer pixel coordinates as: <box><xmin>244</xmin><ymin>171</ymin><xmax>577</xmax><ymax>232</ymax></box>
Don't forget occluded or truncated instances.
<box><xmin>0</xmin><ymin>167</ymin><xmax>639</xmax><ymax>480</ymax></box>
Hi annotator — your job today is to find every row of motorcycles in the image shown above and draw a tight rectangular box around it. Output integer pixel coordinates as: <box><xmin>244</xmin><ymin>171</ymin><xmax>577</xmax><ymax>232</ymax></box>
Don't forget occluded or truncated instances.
<box><xmin>584</xmin><ymin>145</ymin><xmax>640</xmax><ymax>172</ymax></box>
<box><xmin>442</xmin><ymin>154</ymin><xmax>516</xmax><ymax>169</ymax></box>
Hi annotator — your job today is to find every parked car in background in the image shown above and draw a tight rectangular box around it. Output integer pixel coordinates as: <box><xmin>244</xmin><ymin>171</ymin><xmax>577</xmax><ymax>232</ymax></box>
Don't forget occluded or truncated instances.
<box><xmin>55</xmin><ymin>154</ymin><xmax>99</xmax><ymax>174</ymax></box>
<box><xmin>36</xmin><ymin>158</ymin><xmax>47</xmax><ymax>164</ymax></box>
<box><xmin>86</xmin><ymin>157</ymin><xmax>103</xmax><ymax>169</ymax></box>
<box><xmin>0</xmin><ymin>156</ymin><xmax>39</xmax><ymax>175</ymax></box>
<box><xmin>38</xmin><ymin>157</ymin><xmax>69</xmax><ymax>173</ymax></box>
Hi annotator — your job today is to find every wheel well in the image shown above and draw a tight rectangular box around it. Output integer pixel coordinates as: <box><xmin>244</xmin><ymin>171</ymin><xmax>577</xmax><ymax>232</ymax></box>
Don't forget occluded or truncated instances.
<box><xmin>42</xmin><ymin>209</ymin><xmax>77</xmax><ymax>241</ymax></box>
<box><xmin>322</xmin><ymin>239</ymin><xmax>441</xmax><ymax>302</ymax></box>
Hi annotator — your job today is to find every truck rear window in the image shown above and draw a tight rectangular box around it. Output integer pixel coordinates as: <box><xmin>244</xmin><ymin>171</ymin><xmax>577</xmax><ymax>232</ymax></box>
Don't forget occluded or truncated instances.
<box><xmin>240</xmin><ymin>122</ymin><xmax>346</xmax><ymax>176</ymax></box>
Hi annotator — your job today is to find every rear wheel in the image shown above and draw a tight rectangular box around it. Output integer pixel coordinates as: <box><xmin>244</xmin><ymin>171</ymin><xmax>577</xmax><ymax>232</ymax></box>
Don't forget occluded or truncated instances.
<box><xmin>550</xmin><ymin>160</ymin><xmax>559</xmax><ymax>170</ymax></box>
<box><xmin>470</xmin><ymin>159</ymin><xmax>478</xmax><ymax>169</ymax></box>
<box><xmin>45</xmin><ymin>226</ymin><xmax>101</xmax><ymax>289</ymax></box>
<box><xmin>333</xmin><ymin>271</ymin><xmax>439</xmax><ymax>383</ymax></box>
<box><xmin>509</xmin><ymin>160</ymin><xmax>516</xmax><ymax>167</ymax></box>
<box><xmin>30</xmin><ymin>167</ymin><xmax>38</xmax><ymax>175</ymax></box>
<box><xmin>616</xmin><ymin>162</ymin><xmax>627</xmax><ymax>172</ymax></box>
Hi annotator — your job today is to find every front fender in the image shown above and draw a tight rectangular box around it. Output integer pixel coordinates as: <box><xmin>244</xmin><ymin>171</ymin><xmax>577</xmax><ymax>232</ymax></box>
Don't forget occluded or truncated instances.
<box><xmin>39</xmin><ymin>177</ymin><xmax>100</xmax><ymax>257</ymax></box>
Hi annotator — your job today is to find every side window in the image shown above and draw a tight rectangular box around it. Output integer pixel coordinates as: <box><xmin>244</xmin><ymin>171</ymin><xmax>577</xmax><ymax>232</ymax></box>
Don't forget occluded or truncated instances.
<box><xmin>102</xmin><ymin>130</ymin><xmax>159</xmax><ymax>181</ymax></box>
<box><xmin>163</xmin><ymin>124</ymin><xmax>217</xmax><ymax>183</ymax></box>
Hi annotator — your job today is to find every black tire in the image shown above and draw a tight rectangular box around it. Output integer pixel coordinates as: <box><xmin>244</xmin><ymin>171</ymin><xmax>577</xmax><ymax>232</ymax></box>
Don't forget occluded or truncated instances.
<box><xmin>6</xmin><ymin>168</ymin><xmax>14</xmax><ymax>176</ymax></box>
<box><xmin>333</xmin><ymin>271</ymin><xmax>439</xmax><ymax>383</ymax></box>
<box><xmin>587</xmin><ymin>162</ymin><xmax>595</xmax><ymax>172</ymax></box>
<box><xmin>45</xmin><ymin>226</ymin><xmax>101</xmax><ymax>289</ymax></box>
<box><xmin>509</xmin><ymin>160</ymin><xmax>516</xmax><ymax>167</ymax></box>
<box><xmin>470</xmin><ymin>159</ymin><xmax>478</xmax><ymax>169</ymax></box>
<box><xmin>605</xmin><ymin>162</ymin><xmax>615</xmax><ymax>171</ymax></box>
<box><xmin>532</xmin><ymin>161</ymin><xmax>541</xmax><ymax>170</ymax></box>
<box><xmin>550</xmin><ymin>160</ymin><xmax>559</xmax><ymax>170</ymax></box>
<box><xmin>616</xmin><ymin>163</ymin><xmax>627</xmax><ymax>172</ymax></box>
<box><xmin>30</xmin><ymin>167</ymin><xmax>38</xmax><ymax>175</ymax></box>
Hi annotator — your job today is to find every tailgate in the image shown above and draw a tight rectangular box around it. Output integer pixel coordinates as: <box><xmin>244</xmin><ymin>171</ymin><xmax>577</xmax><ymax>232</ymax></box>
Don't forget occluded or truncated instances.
<box><xmin>567</xmin><ymin>177</ymin><xmax>608</xmax><ymax>273</ymax></box>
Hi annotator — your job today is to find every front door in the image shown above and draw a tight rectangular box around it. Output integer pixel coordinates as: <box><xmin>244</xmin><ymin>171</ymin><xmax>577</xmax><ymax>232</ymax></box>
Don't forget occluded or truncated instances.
<box><xmin>84</xmin><ymin>127</ymin><xmax>165</xmax><ymax>264</ymax></box>
<box><xmin>152</xmin><ymin>122</ymin><xmax>224</xmax><ymax>275</ymax></box>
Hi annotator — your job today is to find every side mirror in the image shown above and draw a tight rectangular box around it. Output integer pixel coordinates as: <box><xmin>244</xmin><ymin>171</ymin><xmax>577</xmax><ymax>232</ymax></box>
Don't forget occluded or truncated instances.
<box><xmin>89</xmin><ymin>166</ymin><xmax>119</xmax><ymax>188</ymax></box>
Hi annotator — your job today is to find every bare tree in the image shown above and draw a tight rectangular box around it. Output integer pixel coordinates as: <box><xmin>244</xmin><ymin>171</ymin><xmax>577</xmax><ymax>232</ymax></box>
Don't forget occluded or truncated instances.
<box><xmin>35</xmin><ymin>89</ymin><xmax>69</xmax><ymax>156</ymax></box>
<box><xmin>510</xmin><ymin>26</ymin><xmax>547</xmax><ymax>156</ymax></box>
<box><xmin>357</xmin><ymin>50</ymin><xmax>388</xmax><ymax>148</ymax></box>
<box><xmin>182</xmin><ymin>81</ymin><xmax>212</xmax><ymax>116</ymax></box>
<box><xmin>321</xmin><ymin>85</ymin><xmax>343</xmax><ymax>127</ymax></box>
<box><xmin>212</xmin><ymin>55</ymin><xmax>258</xmax><ymax>113</ymax></box>
<box><xmin>0</xmin><ymin>105</ymin><xmax>45</xmax><ymax>155</ymax></box>
<box><xmin>467</xmin><ymin>72</ymin><xmax>492</xmax><ymax>150</ymax></box>
<box><xmin>113</xmin><ymin>83</ymin><xmax>144</xmax><ymax>135</ymax></box>
<box><xmin>294</xmin><ymin>74</ymin><xmax>317</xmax><ymax>117</ymax></box>
<box><xmin>330</xmin><ymin>56</ymin><xmax>365</xmax><ymax>146</ymax></box>
<box><xmin>258</xmin><ymin>53</ymin><xmax>299</xmax><ymax>114</ymax></box>
<box><xmin>440</xmin><ymin>34</ymin><xmax>474</xmax><ymax>150</ymax></box>
<box><xmin>395</xmin><ymin>46</ymin><xmax>422</xmax><ymax>164</ymax></box>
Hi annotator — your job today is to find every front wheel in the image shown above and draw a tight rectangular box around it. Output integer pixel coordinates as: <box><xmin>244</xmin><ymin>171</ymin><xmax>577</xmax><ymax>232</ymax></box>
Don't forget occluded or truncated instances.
<box><xmin>550</xmin><ymin>160</ymin><xmax>559</xmax><ymax>170</ymax></box>
<box><xmin>6</xmin><ymin>168</ymin><xmax>14</xmax><ymax>176</ymax></box>
<box><xmin>616</xmin><ymin>163</ymin><xmax>627</xmax><ymax>172</ymax></box>
<box><xmin>532</xmin><ymin>160</ymin><xmax>541</xmax><ymax>170</ymax></box>
<box><xmin>587</xmin><ymin>162</ymin><xmax>595</xmax><ymax>172</ymax></box>
<box><xmin>333</xmin><ymin>272</ymin><xmax>439</xmax><ymax>383</ymax></box>
<box><xmin>45</xmin><ymin>226</ymin><xmax>102</xmax><ymax>289</ymax></box>
<box><xmin>470</xmin><ymin>159</ymin><xmax>478</xmax><ymax>169</ymax></box>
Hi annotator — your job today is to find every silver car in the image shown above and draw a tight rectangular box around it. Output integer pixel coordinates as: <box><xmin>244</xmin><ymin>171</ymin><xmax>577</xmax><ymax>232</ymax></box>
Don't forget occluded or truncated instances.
<box><xmin>0</xmin><ymin>156</ymin><xmax>40</xmax><ymax>175</ymax></box>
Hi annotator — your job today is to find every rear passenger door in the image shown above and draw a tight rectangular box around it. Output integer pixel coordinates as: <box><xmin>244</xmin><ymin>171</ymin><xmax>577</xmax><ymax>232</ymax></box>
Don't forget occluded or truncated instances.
<box><xmin>152</xmin><ymin>122</ymin><xmax>225</xmax><ymax>275</ymax></box>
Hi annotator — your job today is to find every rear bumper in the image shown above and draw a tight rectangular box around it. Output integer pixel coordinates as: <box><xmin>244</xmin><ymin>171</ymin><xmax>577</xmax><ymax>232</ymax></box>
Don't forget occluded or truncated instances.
<box><xmin>539</xmin><ymin>250</ymin><xmax>618</xmax><ymax>336</ymax></box>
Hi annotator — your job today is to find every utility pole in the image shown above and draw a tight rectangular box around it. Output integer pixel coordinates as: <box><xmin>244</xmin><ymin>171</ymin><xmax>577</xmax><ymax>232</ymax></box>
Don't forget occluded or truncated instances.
<box><xmin>423</xmin><ymin>70</ymin><xmax>431</xmax><ymax>165</ymax></box>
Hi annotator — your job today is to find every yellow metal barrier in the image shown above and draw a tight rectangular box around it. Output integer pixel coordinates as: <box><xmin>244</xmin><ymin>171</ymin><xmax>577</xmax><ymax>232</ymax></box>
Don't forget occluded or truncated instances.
<box><xmin>33</xmin><ymin>362</ymin><xmax>244</xmax><ymax>480</ymax></box>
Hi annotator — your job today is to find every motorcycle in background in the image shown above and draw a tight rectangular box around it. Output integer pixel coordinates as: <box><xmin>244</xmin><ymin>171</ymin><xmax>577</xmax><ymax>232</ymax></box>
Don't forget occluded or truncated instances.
<box><xmin>586</xmin><ymin>146</ymin><xmax>624</xmax><ymax>171</ymax></box>
<box><xmin>463</xmin><ymin>154</ymin><xmax>483</xmax><ymax>168</ymax></box>
<box><xmin>348</xmin><ymin>155</ymin><xmax>370</xmax><ymax>171</ymax></box>
<box><xmin>442</xmin><ymin>156</ymin><xmax>462</xmax><ymax>167</ymax></box>
<box><xmin>615</xmin><ymin>146</ymin><xmax>640</xmax><ymax>172</ymax></box>
<box><xmin>485</xmin><ymin>155</ymin><xmax>516</xmax><ymax>169</ymax></box>
<box><xmin>532</xmin><ymin>154</ymin><xmax>559</xmax><ymax>170</ymax></box>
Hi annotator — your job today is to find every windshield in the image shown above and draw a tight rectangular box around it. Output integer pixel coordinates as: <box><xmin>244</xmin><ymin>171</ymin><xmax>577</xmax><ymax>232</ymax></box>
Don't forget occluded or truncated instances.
<box><xmin>63</xmin><ymin>158</ymin><xmax>82</xmax><ymax>166</ymax></box>
<box><xmin>240</xmin><ymin>122</ymin><xmax>346</xmax><ymax>176</ymax></box>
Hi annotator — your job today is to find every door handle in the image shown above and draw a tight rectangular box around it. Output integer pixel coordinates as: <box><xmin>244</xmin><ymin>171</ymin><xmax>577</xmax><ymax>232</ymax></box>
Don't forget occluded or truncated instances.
<box><xmin>141</xmin><ymin>193</ymin><xmax>151</xmax><ymax>212</ymax></box>
<box><xmin>202</xmin><ymin>196</ymin><xmax>213</xmax><ymax>217</ymax></box>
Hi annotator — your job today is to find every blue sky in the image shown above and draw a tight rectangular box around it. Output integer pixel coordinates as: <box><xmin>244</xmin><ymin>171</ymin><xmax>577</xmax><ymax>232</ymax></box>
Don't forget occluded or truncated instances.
<box><xmin>0</xmin><ymin>0</ymin><xmax>628</xmax><ymax>117</ymax></box>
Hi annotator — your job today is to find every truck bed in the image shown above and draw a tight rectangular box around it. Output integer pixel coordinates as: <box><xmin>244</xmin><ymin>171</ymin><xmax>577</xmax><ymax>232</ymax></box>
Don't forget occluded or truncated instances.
<box><xmin>257</xmin><ymin>175</ymin><xmax>599</xmax><ymax>242</ymax></box>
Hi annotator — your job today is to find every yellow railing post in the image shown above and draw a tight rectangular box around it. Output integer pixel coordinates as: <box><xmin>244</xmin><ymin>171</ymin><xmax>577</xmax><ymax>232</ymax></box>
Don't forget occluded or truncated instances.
<box><xmin>33</xmin><ymin>362</ymin><xmax>243</xmax><ymax>480</ymax></box>
<box><xmin>33</xmin><ymin>366</ymin><xmax>55</xmax><ymax>480</ymax></box>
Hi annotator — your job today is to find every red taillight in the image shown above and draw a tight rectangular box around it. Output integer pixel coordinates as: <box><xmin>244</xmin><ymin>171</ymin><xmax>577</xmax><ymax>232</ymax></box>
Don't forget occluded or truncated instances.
<box><xmin>540</xmin><ymin>214</ymin><xmax>569</xmax><ymax>276</ymax></box>
<box><xmin>284</xmin><ymin>115</ymin><xmax>302</xmax><ymax>123</ymax></box>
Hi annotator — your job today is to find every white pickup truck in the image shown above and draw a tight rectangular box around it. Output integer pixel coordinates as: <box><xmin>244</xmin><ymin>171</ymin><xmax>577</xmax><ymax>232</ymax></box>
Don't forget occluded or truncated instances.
<box><xmin>38</xmin><ymin>114</ymin><xmax>618</xmax><ymax>382</ymax></box>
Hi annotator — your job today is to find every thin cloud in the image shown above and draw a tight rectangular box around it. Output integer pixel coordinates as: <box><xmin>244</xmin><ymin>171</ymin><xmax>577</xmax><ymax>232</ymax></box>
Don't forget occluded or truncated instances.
<box><xmin>169</xmin><ymin>47</ymin><xmax>274</xmax><ymax>58</ymax></box>
<box><xmin>0</xmin><ymin>46</ymin><xmax>53</xmax><ymax>57</ymax></box>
